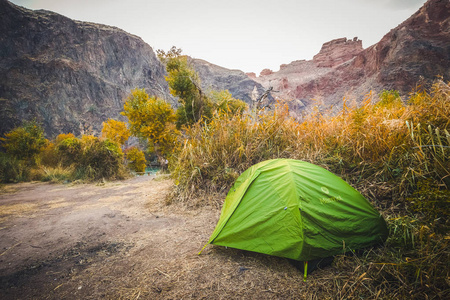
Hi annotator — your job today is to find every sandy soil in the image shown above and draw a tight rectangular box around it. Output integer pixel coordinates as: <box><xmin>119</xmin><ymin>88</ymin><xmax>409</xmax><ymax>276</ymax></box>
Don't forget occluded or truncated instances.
<box><xmin>0</xmin><ymin>176</ymin><xmax>318</xmax><ymax>299</ymax></box>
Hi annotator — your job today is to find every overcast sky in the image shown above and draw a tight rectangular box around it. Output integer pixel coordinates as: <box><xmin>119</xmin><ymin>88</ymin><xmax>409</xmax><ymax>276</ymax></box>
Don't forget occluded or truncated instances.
<box><xmin>10</xmin><ymin>0</ymin><xmax>427</xmax><ymax>74</ymax></box>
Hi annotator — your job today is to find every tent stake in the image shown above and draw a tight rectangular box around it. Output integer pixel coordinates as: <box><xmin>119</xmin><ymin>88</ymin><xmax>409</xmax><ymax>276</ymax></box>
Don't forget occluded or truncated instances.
<box><xmin>303</xmin><ymin>261</ymin><xmax>308</xmax><ymax>282</ymax></box>
<box><xmin>198</xmin><ymin>244</ymin><xmax>208</xmax><ymax>255</ymax></box>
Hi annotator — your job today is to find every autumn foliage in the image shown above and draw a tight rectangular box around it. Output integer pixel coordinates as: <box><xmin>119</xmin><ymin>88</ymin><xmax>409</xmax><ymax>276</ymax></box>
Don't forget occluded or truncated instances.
<box><xmin>0</xmin><ymin>120</ymin><xmax>47</xmax><ymax>165</ymax></box>
<box><xmin>125</xmin><ymin>147</ymin><xmax>146</xmax><ymax>173</ymax></box>
<box><xmin>122</xmin><ymin>88</ymin><xmax>179</xmax><ymax>159</ymax></box>
<box><xmin>101</xmin><ymin>119</ymin><xmax>130</xmax><ymax>146</ymax></box>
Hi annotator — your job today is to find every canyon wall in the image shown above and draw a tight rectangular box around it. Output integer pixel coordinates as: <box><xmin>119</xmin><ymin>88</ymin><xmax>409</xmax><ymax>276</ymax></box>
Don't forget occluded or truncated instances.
<box><xmin>0</xmin><ymin>0</ymin><xmax>171</xmax><ymax>137</ymax></box>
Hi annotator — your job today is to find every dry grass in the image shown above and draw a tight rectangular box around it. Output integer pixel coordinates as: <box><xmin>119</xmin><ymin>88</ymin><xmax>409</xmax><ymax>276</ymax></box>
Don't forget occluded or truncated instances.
<box><xmin>167</xmin><ymin>79</ymin><xmax>450</xmax><ymax>299</ymax></box>
<box><xmin>170</xmin><ymin>80</ymin><xmax>449</xmax><ymax>204</ymax></box>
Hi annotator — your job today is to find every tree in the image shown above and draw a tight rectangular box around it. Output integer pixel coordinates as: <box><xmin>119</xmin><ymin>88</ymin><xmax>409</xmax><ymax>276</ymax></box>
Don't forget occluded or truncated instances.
<box><xmin>210</xmin><ymin>90</ymin><xmax>248</xmax><ymax>116</ymax></box>
<box><xmin>0</xmin><ymin>120</ymin><xmax>47</xmax><ymax>165</ymax></box>
<box><xmin>101</xmin><ymin>119</ymin><xmax>130</xmax><ymax>146</ymax></box>
<box><xmin>157</xmin><ymin>47</ymin><xmax>213</xmax><ymax>128</ymax></box>
<box><xmin>121</xmin><ymin>88</ymin><xmax>179</xmax><ymax>159</ymax></box>
<box><xmin>55</xmin><ymin>133</ymin><xmax>76</xmax><ymax>144</ymax></box>
<box><xmin>125</xmin><ymin>147</ymin><xmax>146</xmax><ymax>172</ymax></box>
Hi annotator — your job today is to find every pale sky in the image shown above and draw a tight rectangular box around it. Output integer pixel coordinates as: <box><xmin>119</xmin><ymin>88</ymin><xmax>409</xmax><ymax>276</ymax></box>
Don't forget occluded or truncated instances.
<box><xmin>10</xmin><ymin>0</ymin><xmax>427</xmax><ymax>74</ymax></box>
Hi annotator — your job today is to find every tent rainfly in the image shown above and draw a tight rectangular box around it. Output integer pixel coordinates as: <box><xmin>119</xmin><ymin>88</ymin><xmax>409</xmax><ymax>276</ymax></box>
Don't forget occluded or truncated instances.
<box><xmin>200</xmin><ymin>159</ymin><xmax>388</xmax><ymax>266</ymax></box>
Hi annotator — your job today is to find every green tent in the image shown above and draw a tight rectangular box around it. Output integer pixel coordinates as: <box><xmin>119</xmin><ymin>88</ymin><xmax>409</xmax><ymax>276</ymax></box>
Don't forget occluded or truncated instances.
<box><xmin>203</xmin><ymin>159</ymin><xmax>388</xmax><ymax>262</ymax></box>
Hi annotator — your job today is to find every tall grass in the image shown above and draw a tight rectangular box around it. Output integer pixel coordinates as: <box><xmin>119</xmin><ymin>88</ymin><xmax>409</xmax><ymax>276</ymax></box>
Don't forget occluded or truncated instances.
<box><xmin>32</xmin><ymin>165</ymin><xmax>74</xmax><ymax>183</ymax></box>
<box><xmin>170</xmin><ymin>104</ymin><xmax>301</xmax><ymax>201</ymax></box>
<box><xmin>171</xmin><ymin>80</ymin><xmax>449</xmax><ymax>204</ymax></box>
<box><xmin>169</xmin><ymin>79</ymin><xmax>450</xmax><ymax>298</ymax></box>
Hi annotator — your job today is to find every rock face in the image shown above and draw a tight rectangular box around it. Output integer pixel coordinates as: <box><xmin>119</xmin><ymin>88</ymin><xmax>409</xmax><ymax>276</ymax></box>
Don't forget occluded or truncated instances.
<box><xmin>313</xmin><ymin>37</ymin><xmax>363</xmax><ymax>68</ymax></box>
<box><xmin>0</xmin><ymin>0</ymin><xmax>171</xmax><ymax>137</ymax></box>
<box><xmin>259</xmin><ymin>69</ymin><xmax>274</xmax><ymax>76</ymax></box>
<box><xmin>190</xmin><ymin>58</ymin><xmax>269</xmax><ymax>104</ymax></box>
<box><xmin>255</xmin><ymin>0</ymin><xmax>450</xmax><ymax>115</ymax></box>
<box><xmin>359</xmin><ymin>0</ymin><xmax>450</xmax><ymax>91</ymax></box>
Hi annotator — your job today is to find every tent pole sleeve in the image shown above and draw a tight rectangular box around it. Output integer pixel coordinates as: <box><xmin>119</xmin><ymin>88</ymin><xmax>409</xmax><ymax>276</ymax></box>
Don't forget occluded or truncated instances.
<box><xmin>303</xmin><ymin>261</ymin><xmax>308</xmax><ymax>282</ymax></box>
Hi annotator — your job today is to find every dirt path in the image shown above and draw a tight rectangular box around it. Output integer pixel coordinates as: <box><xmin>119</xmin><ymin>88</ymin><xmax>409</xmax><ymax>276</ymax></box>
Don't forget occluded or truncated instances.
<box><xmin>0</xmin><ymin>176</ymin><xmax>309</xmax><ymax>299</ymax></box>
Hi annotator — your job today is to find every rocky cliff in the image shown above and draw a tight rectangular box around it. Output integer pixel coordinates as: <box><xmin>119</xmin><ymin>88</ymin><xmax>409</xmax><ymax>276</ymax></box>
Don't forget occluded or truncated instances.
<box><xmin>254</xmin><ymin>0</ymin><xmax>450</xmax><ymax>115</ymax></box>
<box><xmin>190</xmin><ymin>58</ymin><xmax>268</xmax><ymax>104</ymax></box>
<box><xmin>0</xmin><ymin>0</ymin><xmax>171</xmax><ymax>137</ymax></box>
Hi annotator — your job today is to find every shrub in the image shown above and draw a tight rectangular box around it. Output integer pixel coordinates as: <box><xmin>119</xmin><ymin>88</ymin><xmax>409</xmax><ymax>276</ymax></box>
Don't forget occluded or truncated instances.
<box><xmin>31</xmin><ymin>165</ymin><xmax>73</xmax><ymax>183</ymax></box>
<box><xmin>56</xmin><ymin>137</ymin><xmax>83</xmax><ymax>166</ymax></box>
<box><xmin>78</xmin><ymin>137</ymin><xmax>125</xmax><ymax>180</ymax></box>
<box><xmin>39</xmin><ymin>142</ymin><xmax>59</xmax><ymax>167</ymax></box>
<box><xmin>0</xmin><ymin>120</ymin><xmax>47</xmax><ymax>166</ymax></box>
<box><xmin>55</xmin><ymin>135</ymin><xmax>126</xmax><ymax>181</ymax></box>
<box><xmin>168</xmin><ymin>79</ymin><xmax>449</xmax><ymax>298</ymax></box>
<box><xmin>210</xmin><ymin>90</ymin><xmax>247</xmax><ymax>117</ymax></box>
<box><xmin>0</xmin><ymin>153</ymin><xmax>29</xmax><ymax>183</ymax></box>
<box><xmin>170</xmin><ymin>103</ymin><xmax>299</xmax><ymax>201</ymax></box>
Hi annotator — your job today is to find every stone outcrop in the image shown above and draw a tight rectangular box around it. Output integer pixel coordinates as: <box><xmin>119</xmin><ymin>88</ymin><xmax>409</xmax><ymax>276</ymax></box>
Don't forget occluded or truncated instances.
<box><xmin>313</xmin><ymin>37</ymin><xmax>363</xmax><ymax>68</ymax></box>
<box><xmin>0</xmin><ymin>0</ymin><xmax>171</xmax><ymax>137</ymax></box>
<box><xmin>0</xmin><ymin>0</ymin><xmax>269</xmax><ymax>137</ymax></box>
<box><xmin>253</xmin><ymin>59</ymin><xmax>332</xmax><ymax>104</ymax></box>
<box><xmin>259</xmin><ymin>69</ymin><xmax>274</xmax><ymax>76</ymax></box>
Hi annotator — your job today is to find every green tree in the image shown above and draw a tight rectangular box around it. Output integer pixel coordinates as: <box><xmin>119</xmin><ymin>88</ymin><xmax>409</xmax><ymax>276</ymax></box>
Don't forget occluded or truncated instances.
<box><xmin>157</xmin><ymin>47</ymin><xmax>213</xmax><ymax>128</ymax></box>
<box><xmin>121</xmin><ymin>88</ymin><xmax>179</xmax><ymax>159</ymax></box>
<box><xmin>0</xmin><ymin>120</ymin><xmax>47</xmax><ymax>166</ymax></box>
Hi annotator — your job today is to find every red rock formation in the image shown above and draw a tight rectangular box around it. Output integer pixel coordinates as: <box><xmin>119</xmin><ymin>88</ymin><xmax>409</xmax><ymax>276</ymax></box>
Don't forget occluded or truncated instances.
<box><xmin>313</xmin><ymin>37</ymin><xmax>363</xmax><ymax>68</ymax></box>
<box><xmin>253</xmin><ymin>0</ymin><xmax>449</xmax><ymax>114</ymax></box>
<box><xmin>260</xmin><ymin>69</ymin><xmax>274</xmax><ymax>76</ymax></box>
<box><xmin>280</xmin><ymin>77</ymin><xmax>289</xmax><ymax>90</ymax></box>
<box><xmin>358</xmin><ymin>0</ymin><xmax>450</xmax><ymax>88</ymax></box>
